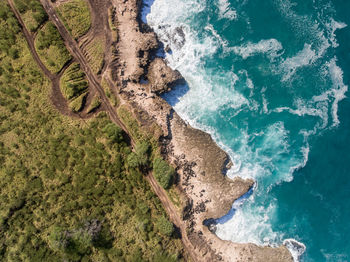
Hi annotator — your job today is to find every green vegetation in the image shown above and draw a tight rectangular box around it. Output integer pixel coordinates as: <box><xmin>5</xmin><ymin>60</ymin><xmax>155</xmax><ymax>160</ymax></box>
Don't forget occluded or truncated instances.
<box><xmin>108</xmin><ymin>7</ymin><xmax>118</xmax><ymax>41</ymax></box>
<box><xmin>86</xmin><ymin>38</ymin><xmax>105</xmax><ymax>74</ymax></box>
<box><xmin>0</xmin><ymin>3</ymin><xmax>20</xmax><ymax>59</ymax></box>
<box><xmin>127</xmin><ymin>140</ymin><xmax>151</xmax><ymax>169</ymax></box>
<box><xmin>69</xmin><ymin>91</ymin><xmax>87</xmax><ymax>112</ymax></box>
<box><xmin>14</xmin><ymin>0</ymin><xmax>48</xmax><ymax>32</ymax></box>
<box><xmin>60</xmin><ymin>62</ymin><xmax>89</xmax><ymax>112</ymax></box>
<box><xmin>35</xmin><ymin>21</ymin><xmax>72</xmax><ymax>73</ymax></box>
<box><xmin>118</xmin><ymin>105</ymin><xmax>144</xmax><ymax>140</ymax></box>
<box><xmin>61</xmin><ymin>62</ymin><xmax>88</xmax><ymax>100</ymax></box>
<box><xmin>56</xmin><ymin>0</ymin><xmax>91</xmax><ymax>39</ymax></box>
<box><xmin>153</xmin><ymin>158</ymin><xmax>175</xmax><ymax>189</ymax></box>
<box><xmin>87</xmin><ymin>95</ymin><xmax>101</xmax><ymax>113</ymax></box>
<box><xmin>0</xmin><ymin>4</ymin><xmax>185</xmax><ymax>261</ymax></box>
<box><xmin>102</xmin><ymin>76</ymin><xmax>118</xmax><ymax>107</ymax></box>
<box><xmin>156</xmin><ymin>217</ymin><xmax>174</xmax><ymax>237</ymax></box>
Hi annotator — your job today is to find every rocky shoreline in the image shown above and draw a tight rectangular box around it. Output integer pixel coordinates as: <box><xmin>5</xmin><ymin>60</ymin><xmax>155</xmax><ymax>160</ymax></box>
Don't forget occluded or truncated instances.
<box><xmin>108</xmin><ymin>0</ymin><xmax>293</xmax><ymax>261</ymax></box>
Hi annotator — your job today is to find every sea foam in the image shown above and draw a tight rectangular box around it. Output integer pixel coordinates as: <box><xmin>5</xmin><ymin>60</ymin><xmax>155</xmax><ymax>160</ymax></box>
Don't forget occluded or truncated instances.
<box><xmin>146</xmin><ymin>0</ymin><xmax>348</xmax><ymax>261</ymax></box>
<box><xmin>217</xmin><ymin>0</ymin><xmax>237</xmax><ymax>21</ymax></box>
<box><xmin>230</xmin><ymin>39</ymin><xmax>283</xmax><ymax>60</ymax></box>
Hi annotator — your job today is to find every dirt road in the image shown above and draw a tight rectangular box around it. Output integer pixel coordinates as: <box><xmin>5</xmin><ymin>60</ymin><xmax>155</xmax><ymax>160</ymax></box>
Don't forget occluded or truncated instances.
<box><xmin>7</xmin><ymin>0</ymin><xmax>80</xmax><ymax>118</ymax></box>
<box><xmin>39</xmin><ymin>0</ymin><xmax>131</xmax><ymax>140</ymax></box>
<box><xmin>11</xmin><ymin>0</ymin><xmax>200</xmax><ymax>260</ymax></box>
<box><xmin>39</xmin><ymin>0</ymin><xmax>203</xmax><ymax>260</ymax></box>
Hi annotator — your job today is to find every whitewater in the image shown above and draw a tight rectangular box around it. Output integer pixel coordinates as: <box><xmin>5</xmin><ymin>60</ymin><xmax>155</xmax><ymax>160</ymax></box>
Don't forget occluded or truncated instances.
<box><xmin>143</xmin><ymin>0</ymin><xmax>350</xmax><ymax>261</ymax></box>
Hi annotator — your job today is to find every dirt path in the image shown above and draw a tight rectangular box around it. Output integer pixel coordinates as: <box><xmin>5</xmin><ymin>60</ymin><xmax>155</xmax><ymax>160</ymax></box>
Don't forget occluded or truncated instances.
<box><xmin>39</xmin><ymin>1</ymin><xmax>202</xmax><ymax>260</ymax></box>
<box><xmin>146</xmin><ymin>174</ymin><xmax>199</xmax><ymax>261</ymax></box>
<box><xmin>7</xmin><ymin>0</ymin><xmax>81</xmax><ymax>118</ymax></box>
<box><xmin>39</xmin><ymin>0</ymin><xmax>132</xmax><ymax>145</ymax></box>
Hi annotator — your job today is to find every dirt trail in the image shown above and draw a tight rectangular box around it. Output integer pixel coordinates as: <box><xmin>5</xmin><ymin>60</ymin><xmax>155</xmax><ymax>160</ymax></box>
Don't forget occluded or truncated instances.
<box><xmin>39</xmin><ymin>0</ymin><xmax>201</xmax><ymax>260</ymax></box>
<box><xmin>7</xmin><ymin>0</ymin><xmax>81</xmax><ymax>118</ymax></box>
<box><xmin>146</xmin><ymin>174</ymin><xmax>199</xmax><ymax>261</ymax></box>
<box><xmin>39</xmin><ymin>0</ymin><xmax>132</xmax><ymax>145</ymax></box>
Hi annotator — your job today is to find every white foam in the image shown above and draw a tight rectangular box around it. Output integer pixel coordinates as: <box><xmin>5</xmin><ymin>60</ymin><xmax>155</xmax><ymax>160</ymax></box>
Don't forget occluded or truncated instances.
<box><xmin>326</xmin><ymin>19</ymin><xmax>347</xmax><ymax>48</ymax></box>
<box><xmin>230</xmin><ymin>39</ymin><xmax>283</xmax><ymax>60</ymax></box>
<box><xmin>283</xmin><ymin>239</ymin><xmax>306</xmax><ymax>262</ymax></box>
<box><xmin>281</xmin><ymin>44</ymin><xmax>317</xmax><ymax>81</ymax></box>
<box><xmin>326</xmin><ymin>58</ymin><xmax>348</xmax><ymax>126</ymax></box>
<box><xmin>147</xmin><ymin>0</ymin><xmax>254</xmax><ymax>114</ymax></box>
<box><xmin>216</xmin><ymin>199</ymin><xmax>279</xmax><ymax>246</ymax></box>
<box><xmin>217</xmin><ymin>0</ymin><xmax>237</xmax><ymax>21</ymax></box>
<box><xmin>205</xmin><ymin>24</ymin><xmax>228</xmax><ymax>48</ymax></box>
<box><xmin>147</xmin><ymin>1</ymin><xmax>347</xmax><ymax>260</ymax></box>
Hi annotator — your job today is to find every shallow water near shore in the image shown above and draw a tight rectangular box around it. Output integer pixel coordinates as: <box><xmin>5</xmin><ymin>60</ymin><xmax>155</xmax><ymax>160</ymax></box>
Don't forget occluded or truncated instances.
<box><xmin>144</xmin><ymin>0</ymin><xmax>350</xmax><ymax>261</ymax></box>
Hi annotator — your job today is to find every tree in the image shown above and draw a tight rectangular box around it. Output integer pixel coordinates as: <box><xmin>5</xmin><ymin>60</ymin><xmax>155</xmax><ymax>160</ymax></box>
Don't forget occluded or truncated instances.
<box><xmin>127</xmin><ymin>152</ymin><xmax>140</xmax><ymax>169</ymax></box>
<box><xmin>102</xmin><ymin>123</ymin><xmax>123</xmax><ymax>143</ymax></box>
<box><xmin>153</xmin><ymin>158</ymin><xmax>174</xmax><ymax>189</ymax></box>
<box><xmin>134</xmin><ymin>140</ymin><xmax>151</xmax><ymax>166</ymax></box>
<box><xmin>156</xmin><ymin>217</ymin><xmax>174</xmax><ymax>237</ymax></box>
<box><xmin>48</xmin><ymin>226</ymin><xmax>70</xmax><ymax>253</ymax></box>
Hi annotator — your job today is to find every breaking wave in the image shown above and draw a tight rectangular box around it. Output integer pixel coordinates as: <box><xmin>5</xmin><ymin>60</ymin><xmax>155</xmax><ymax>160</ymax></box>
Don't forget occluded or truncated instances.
<box><xmin>146</xmin><ymin>0</ymin><xmax>348</xmax><ymax>261</ymax></box>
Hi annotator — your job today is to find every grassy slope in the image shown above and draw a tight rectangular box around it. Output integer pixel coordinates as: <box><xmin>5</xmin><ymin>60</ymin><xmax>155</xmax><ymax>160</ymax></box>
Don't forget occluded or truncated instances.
<box><xmin>56</xmin><ymin>0</ymin><xmax>91</xmax><ymax>39</ymax></box>
<box><xmin>35</xmin><ymin>21</ymin><xmax>72</xmax><ymax>74</ymax></box>
<box><xmin>86</xmin><ymin>38</ymin><xmax>105</xmax><ymax>74</ymax></box>
<box><xmin>0</xmin><ymin>3</ymin><xmax>184</xmax><ymax>261</ymax></box>
<box><xmin>13</xmin><ymin>0</ymin><xmax>48</xmax><ymax>32</ymax></box>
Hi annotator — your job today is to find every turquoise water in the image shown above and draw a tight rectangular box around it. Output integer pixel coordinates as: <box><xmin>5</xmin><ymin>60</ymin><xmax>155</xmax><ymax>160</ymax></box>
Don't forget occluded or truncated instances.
<box><xmin>144</xmin><ymin>0</ymin><xmax>350</xmax><ymax>261</ymax></box>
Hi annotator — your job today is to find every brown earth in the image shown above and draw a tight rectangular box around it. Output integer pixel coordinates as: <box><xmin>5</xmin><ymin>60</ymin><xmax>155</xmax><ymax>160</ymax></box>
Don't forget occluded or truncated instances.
<box><xmin>7</xmin><ymin>0</ymin><xmax>103</xmax><ymax>118</ymax></box>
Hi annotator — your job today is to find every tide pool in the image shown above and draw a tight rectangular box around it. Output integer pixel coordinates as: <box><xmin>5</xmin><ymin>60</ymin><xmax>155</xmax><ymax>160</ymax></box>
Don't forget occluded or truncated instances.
<box><xmin>144</xmin><ymin>0</ymin><xmax>350</xmax><ymax>261</ymax></box>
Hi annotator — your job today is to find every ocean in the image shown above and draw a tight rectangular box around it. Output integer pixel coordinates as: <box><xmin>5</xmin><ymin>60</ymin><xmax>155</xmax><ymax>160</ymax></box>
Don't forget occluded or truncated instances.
<box><xmin>143</xmin><ymin>0</ymin><xmax>350</xmax><ymax>261</ymax></box>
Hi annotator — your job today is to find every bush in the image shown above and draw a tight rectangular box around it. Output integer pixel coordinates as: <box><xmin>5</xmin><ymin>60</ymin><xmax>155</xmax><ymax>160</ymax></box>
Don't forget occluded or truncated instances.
<box><xmin>156</xmin><ymin>217</ymin><xmax>174</xmax><ymax>237</ymax></box>
<box><xmin>69</xmin><ymin>92</ymin><xmax>87</xmax><ymax>112</ymax></box>
<box><xmin>135</xmin><ymin>141</ymin><xmax>151</xmax><ymax>166</ymax></box>
<box><xmin>127</xmin><ymin>141</ymin><xmax>151</xmax><ymax>169</ymax></box>
<box><xmin>127</xmin><ymin>152</ymin><xmax>140</xmax><ymax>169</ymax></box>
<box><xmin>102</xmin><ymin>123</ymin><xmax>123</xmax><ymax>143</ymax></box>
<box><xmin>48</xmin><ymin>226</ymin><xmax>70</xmax><ymax>252</ymax></box>
<box><xmin>153</xmin><ymin>158</ymin><xmax>174</xmax><ymax>189</ymax></box>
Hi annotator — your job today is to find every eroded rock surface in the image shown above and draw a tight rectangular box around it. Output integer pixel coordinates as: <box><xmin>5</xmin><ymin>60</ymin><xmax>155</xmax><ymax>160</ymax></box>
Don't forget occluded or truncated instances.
<box><xmin>107</xmin><ymin>0</ymin><xmax>293</xmax><ymax>261</ymax></box>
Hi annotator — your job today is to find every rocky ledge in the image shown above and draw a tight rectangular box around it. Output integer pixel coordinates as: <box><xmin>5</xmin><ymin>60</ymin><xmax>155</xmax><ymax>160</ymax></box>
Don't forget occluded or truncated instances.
<box><xmin>107</xmin><ymin>0</ymin><xmax>293</xmax><ymax>261</ymax></box>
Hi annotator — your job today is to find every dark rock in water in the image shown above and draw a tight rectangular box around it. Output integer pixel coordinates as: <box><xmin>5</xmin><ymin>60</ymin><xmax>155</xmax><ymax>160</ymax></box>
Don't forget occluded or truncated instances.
<box><xmin>171</xmin><ymin>26</ymin><xmax>186</xmax><ymax>49</ymax></box>
<box><xmin>203</xmin><ymin>218</ymin><xmax>217</xmax><ymax>234</ymax></box>
<box><xmin>283</xmin><ymin>238</ymin><xmax>306</xmax><ymax>261</ymax></box>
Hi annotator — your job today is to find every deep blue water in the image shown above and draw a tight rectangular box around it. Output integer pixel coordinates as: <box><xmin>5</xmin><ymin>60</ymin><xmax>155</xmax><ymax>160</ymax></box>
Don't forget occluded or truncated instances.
<box><xmin>144</xmin><ymin>0</ymin><xmax>350</xmax><ymax>261</ymax></box>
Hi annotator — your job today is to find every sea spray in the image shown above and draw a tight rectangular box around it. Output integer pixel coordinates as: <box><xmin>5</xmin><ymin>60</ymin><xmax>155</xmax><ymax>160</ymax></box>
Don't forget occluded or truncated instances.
<box><xmin>145</xmin><ymin>0</ymin><xmax>350</xmax><ymax>261</ymax></box>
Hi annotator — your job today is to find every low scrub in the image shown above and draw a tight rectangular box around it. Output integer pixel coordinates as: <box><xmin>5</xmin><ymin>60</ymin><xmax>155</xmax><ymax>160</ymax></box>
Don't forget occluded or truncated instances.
<box><xmin>14</xmin><ymin>0</ymin><xmax>47</xmax><ymax>32</ymax></box>
<box><xmin>153</xmin><ymin>158</ymin><xmax>175</xmax><ymax>189</ymax></box>
<box><xmin>56</xmin><ymin>0</ymin><xmax>91</xmax><ymax>39</ymax></box>
<box><xmin>60</xmin><ymin>62</ymin><xmax>89</xmax><ymax>101</ymax></box>
<box><xmin>35</xmin><ymin>22</ymin><xmax>72</xmax><ymax>73</ymax></box>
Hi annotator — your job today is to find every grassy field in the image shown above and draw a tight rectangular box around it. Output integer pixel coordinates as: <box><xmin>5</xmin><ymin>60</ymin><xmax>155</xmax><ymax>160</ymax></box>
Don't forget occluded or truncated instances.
<box><xmin>35</xmin><ymin>21</ymin><xmax>72</xmax><ymax>73</ymax></box>
<box><xmin>13</xmin><ymin>0</ymin><xmax>48</xmax><ymax>32</ymax></box>
<box><xmin>0</xmin><ymin>3</ymin><xmax>185</xmax><ymax>261</ymax></box>
<box><xmin>87</xmin><ymin>95</ymin><xmax>102</xmax><ymax>113</ymax></box>
<box><xmin>60</xmin><ymin>62</ymin><xmax>89</xmax><ymax>112</ymax></box>
<box><xmin>85</xmin><ymin>37</ymin><xmax>105</xmax><ymax>74</ymax></box>
<box><xmin>101</xmin><ymin>76</ymin><xmax>118</xmax><ymax>107</ymax></box>
<box><xmin>56</xmin><ymin>0</ymin><xmax>91</xmax><ymax>39</ymax></box>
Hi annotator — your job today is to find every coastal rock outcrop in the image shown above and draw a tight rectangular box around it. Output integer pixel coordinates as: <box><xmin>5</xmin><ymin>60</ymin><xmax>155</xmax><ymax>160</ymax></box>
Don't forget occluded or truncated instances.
<box><xmin>108</xmin><ymin>0</ymin><xmax>294</xmax><ymax>261</ymax></box>
<box><xmin>146</xmin><ymin>58</ymin><xmax>183</xmax><ymax>94</ymax></box>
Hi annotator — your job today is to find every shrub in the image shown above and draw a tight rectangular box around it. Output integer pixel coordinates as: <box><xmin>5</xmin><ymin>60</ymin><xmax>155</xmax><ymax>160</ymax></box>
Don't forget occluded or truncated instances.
<box><xmin>127</xmin><ymin>152</ymin><xmax>140</xmax><ymax>169</ymax></box>
<box><xmin>48</xmin><ymin>226</ymin><xmax>70</xmax><ymax>252</ymax></box>
<box><xmin>135</xmin><ymin>141</ymin><xmax>151</xmax><ymax>166</ymax></box>
<box><xmin>156</xmin><ymin>217</ymin><xmax>174</xmax><ymax>237</ymax></box>
<box><xmin>153</xmin><ymin>158</ymin><xmax>174</xmax><ymax>189</ymax></box>
<box><xmin>102</xmin><ymin>123</ymin><xmax>123</xmax><ymax>143</ymax></box>
<box><xmin>127</xmin><ymin>141</ymin><xmax>151</xmax><ymax>169</ymax></box>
